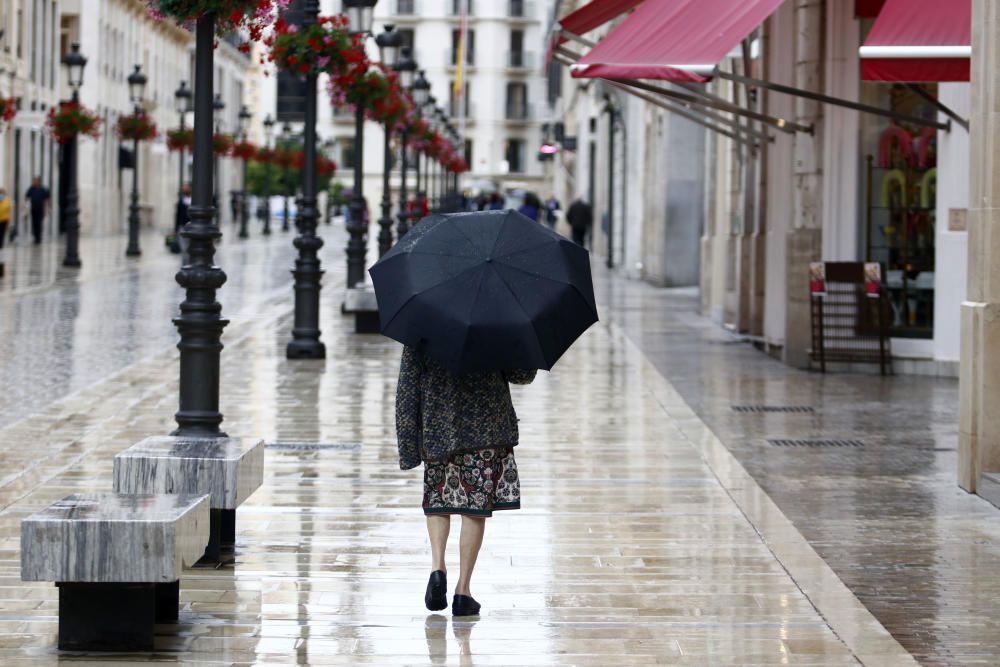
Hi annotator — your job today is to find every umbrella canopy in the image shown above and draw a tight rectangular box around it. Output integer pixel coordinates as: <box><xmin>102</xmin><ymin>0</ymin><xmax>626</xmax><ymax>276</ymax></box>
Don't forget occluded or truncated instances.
<box><xmin>369</xmin><ymin>210</ymin><xmax>598</xmax><ymax>375</ymax></box>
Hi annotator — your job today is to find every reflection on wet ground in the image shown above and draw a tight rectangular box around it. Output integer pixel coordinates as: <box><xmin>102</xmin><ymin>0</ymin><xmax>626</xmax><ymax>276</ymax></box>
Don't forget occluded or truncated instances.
<box><xmin>0</xmin><ymin>227</ymin><xmax>912</xmax><ymax>664</ymax></box>
<box><xmin>605</xmin><ymin>278</ymin><xmax>998</xmax><ymax>666</ymax></box>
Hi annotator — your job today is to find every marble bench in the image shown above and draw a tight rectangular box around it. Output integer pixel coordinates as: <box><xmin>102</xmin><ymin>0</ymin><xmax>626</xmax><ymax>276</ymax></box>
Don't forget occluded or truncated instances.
<box><xmin>21</xmin><ymin>493</ymin><xmax>209</xmax><ymax>651</ymax></box>
<box><xmin>343</xmin><ymin>285</ymin><xmax>381</xmax><ymax>334</ymax></box>
<box><xmin>113</xmin><ymin>435</ymin><xmax>263</xmax><ymax>563</ymax></box>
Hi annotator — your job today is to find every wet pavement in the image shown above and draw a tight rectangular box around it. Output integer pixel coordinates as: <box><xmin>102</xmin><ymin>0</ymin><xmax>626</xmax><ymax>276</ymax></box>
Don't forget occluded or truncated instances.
<box><xmin>0</xmin><ymin>225</ymin><xmax>918</xmax><ymax>665</ymax></box>
<box><xmin>0</xmin><ymin>221</ymin><xmax>993</xmax><ymax>664</ymax></box>
<box><xmin>605</xmin><ymin>278</ymin><xmax>998</xmax><ymax>666</ymax></box>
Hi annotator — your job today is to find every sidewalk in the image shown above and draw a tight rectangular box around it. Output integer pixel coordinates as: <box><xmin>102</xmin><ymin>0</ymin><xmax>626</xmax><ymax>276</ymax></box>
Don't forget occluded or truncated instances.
<box><xmin>604</xmin><ymin>275</ymin><xmax>995</xmax><ymax>666</ymax></box>
<box><xmin>0</xmin><ymin>226</ymin><xmax>916</xmax><ymax>664</ymax></box>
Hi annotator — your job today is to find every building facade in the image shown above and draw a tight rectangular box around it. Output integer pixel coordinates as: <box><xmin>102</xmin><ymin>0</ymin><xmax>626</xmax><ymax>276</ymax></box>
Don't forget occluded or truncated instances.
<box><xmin>550</xmin><ymin>0</ymin><xmax>970</xmax><ymax>376</ymax></box>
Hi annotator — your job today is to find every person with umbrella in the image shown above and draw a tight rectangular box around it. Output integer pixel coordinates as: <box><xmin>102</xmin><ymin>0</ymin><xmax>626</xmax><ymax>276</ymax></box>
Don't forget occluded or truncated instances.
<box><xmin>371</xmin><ymin>210</ymin><xmax>598</xmax><ymax>617</ymax></box>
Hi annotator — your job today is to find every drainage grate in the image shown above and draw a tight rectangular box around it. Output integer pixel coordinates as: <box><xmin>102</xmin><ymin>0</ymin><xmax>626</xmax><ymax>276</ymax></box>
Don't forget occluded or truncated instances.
<box><xmin>732</xmin><ymin>405</ymin><xmax>816</xmax><ymax>414</ymax></box>
<box><xmin>266</xmin><ymin>442</ymin><xmax>362</xmax><ymax>451</ymax></box>
<box><xmin>768</xmin><ymin>438</ymin><xmax>864</xmax><ymax>448</ymax></box>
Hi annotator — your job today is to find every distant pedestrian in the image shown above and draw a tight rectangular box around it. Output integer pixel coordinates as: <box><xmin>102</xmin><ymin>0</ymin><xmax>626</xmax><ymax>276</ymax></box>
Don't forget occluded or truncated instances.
<box><xmin>544</xmin><ymin>194</ymin><xmax>560</xmax><ymax>228</ymax></box>
<box><xmin>517</xmin><ymin>192</ymin><xmax>542</xmax><ymax>222</ymax></box>
<box><xmin>566</xmin><ymin>195</ymin><xmax>593</xmax><ymax>247</ymax></box>
<box><xmin>25</xmin><ymin>177</ymin><xmax>51</xmax><ymax>245</ymax></box>
<box><xmin>0</xmin><ymin>188</ymin><xmax>10</xmax><ymax>278</ymax></box>
<box><xmin>396</xmin><ymin>346</ymin><xmax>536</xmax><ymax>617</ymax></box>
<box><xmin>488</xmin><ymin>193</ymin><xmax>503</xmax><ymax>210</ymax></box>
<box><xmin>176</xmin><ymin>183</ymin><xmax>192</xmax><ymax>263</ymax></box>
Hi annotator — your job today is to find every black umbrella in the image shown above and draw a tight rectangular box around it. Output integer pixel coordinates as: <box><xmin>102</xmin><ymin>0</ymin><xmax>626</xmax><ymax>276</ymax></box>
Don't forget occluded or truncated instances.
<box><xmin>369</xmin><ymin>209</ymin><xmax>598</xmax><ymax>375</ymax></box>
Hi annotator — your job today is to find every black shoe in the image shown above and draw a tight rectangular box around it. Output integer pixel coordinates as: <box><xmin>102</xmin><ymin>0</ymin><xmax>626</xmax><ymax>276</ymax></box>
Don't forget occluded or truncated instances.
<box><xmin>452</xmin><ymin>594</ymin><xmax>481</xmax><ymax>616</ymax></box>
<box><xmin>425</xmin><ymin>571</ymin><xmax>448</xmax><ymax>611</ymax></box>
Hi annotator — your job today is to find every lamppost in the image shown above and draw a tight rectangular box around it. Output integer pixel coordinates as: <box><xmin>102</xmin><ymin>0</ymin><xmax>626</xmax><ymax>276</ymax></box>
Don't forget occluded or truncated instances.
<box><xmin>237</xmin><ymin>104</ymin><xmax>251</xmax><ymax>240</ymax></box>
<box><xmin>61</xmin><ymin>43</ymin><xmax>86</xmax><ymax>269</ymax></box>
<box><xmin>322</xmin><ymin>138</ymin><xmax>336</xmax><ymax>225</ymax></box>
<box><xmin>174</xmin><ymin>81</ymin><xmax>192</xmax><ymax>236</ymax></box>
<box><xmin>125</xmin><ymin>65</ymin><xmax>147</xmax><ymax>257</ymax></box>
<box><xmin>375</xmin><ymin>24</ymin><xmax>402</xmax><ymax>258</ymax></box>
<box><xmin>281</xmin><ymin>121</ymin><xmax>292</xmax><ymax>232</ymax></box>
<box><xmin>410</xmin><ymin>71</ymin><xmax>430</xmax><ymax>229</ymax></box>
<box><xmin>173</xmin><ymin>12</ymin><xmax>229</xmax><ymax>436</ymax></box>
<box><xmin>213</xmin><ymin>92</ymin><xmax>224</xmax><ymax>223</ymax></box>
<box><xmin>286</xmin><ymin>0</ymin><xmax>327</xmax><ymax>360</ymax></box>
<box><xmin>344</xmin><ymin>0</ymin><xmax>378</xmax><ymax>288</ymax></box>
<box><xmin>261</xmin><ymin>114</ymin><xmax>274</xmax><ymax>235</ymax></box>
<box><xmin>394</xmin><ymin>47</ymin><xmax>417</xmax><ymax>241</ymax></box>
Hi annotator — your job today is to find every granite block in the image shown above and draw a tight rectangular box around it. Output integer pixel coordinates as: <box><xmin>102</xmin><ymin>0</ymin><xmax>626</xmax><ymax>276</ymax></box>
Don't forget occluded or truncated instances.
<box><xmin>21</xmin><ymin>493</ymin><xmax>209</xmax><ymax>583</ymax></box>
<box><xmin>113</xmin><ymin>436</ymin><xmax>264</xmax><ymax>509</ymax></box>
<box><xmin>343</xmin><ymin>286</ymin><xmax>378</xmax><ymax>313</ymax></box>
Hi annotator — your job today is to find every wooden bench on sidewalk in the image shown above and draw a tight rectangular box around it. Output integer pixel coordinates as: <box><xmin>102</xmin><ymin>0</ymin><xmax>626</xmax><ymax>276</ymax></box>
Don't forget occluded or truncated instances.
<box><xmin>113</xmin><ymin>435</ymin><xmax>264</xmax><ymax>563</ymax></box>
<box><xmin>20</xmin><ymin>493</ymin><xmax>209</xmax><ymax>651</ymax></box>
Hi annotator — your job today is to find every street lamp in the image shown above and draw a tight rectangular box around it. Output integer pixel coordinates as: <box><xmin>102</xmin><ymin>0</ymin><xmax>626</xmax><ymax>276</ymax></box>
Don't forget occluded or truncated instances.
<box><xmin>286</xmin><ymin>0</ymin><xmax>327</xmax><ymax>360</ymax></box>
<box><xmin>213</xmin><ymin>92</ymin><xmax>224</xmax><ymax>223</ymax></box>
<box><xmin>410</xmin><ymin>71</ymin><xmax>430</xmax><ymax>229</ymax></box>
<box><xmin>261</xmin><ymin>114</ymin><xmax>274</xmax><ymax>235</ymax></box>
<box><xmin>173</xmin><ymin>13</ymin><xmax>229</xmax><ymax>437</ymax></box>
<box><xmin>344</xmin><ymin>0</ymin><xmax>380</xmax><ymax>288</ymax></box>
<box><xmin>61</xmin><ymin>43</ymin><xmax>87</xmax><ymax>268</ymax></box>
<box><xmin>125</xmin><ymin>64</ymin><xmax>147</xmax><ymax>257</ymax></box>
<box><xmin>281</xmin><ymin>121</ymin><xmax>292</xmax><ymax>232</ymax></box>
<box><xmin>322</xmin><ymin>138</ymin><xmax>336</xmax><ymax>225</ymax></box>
<box><xmin>174</xmin><ymin>81</ymin><xmax>192</xmax><ymax>238</ymax></box>
<box><xmin>375</xmin><ymin>24</ymin><xmax>402</xmax><ymax>257</ymax></box>
<box><xmin>395</xmin><ymin>47</ymin><xmax>417</xmax><ymax>242</ymax></box>
<box><xmin>237</xmin><ymin>104</ymin><xmax>251</xmax><ymax>240</ymax></box>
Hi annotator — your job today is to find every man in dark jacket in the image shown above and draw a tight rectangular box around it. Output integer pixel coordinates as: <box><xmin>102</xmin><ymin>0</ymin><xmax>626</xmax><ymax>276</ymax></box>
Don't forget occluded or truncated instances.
<box><xmin>25</xmin><ymin>177</ymin><xmax>51</xmax><ymax>245</ymax></box>
<box><xmin>566</xmin><ymin>195</ymin><xmax>593</xmax><ymax>247</ymax></box>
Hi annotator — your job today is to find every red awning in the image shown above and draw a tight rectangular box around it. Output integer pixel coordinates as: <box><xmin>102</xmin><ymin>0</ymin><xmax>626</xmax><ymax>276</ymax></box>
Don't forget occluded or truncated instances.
<box><xmin>859</xmin><ymin>0</ymin><xmax>970</xmax><ymax>82</ymax></box>
<box><xmin>557</xmin><ymin>0</ymin><xmax>644</xmax><ymax>42</ymax></box>
<box><xmin>571</xmin><ymin>0</ymin><xmax>784</xmax><ymax>82</ymax></box>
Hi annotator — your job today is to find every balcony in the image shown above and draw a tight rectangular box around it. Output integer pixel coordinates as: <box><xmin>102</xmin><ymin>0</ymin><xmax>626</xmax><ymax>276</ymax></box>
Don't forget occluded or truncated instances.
<box><xmin>504</xmin><ymin>102</ymin><xmax>533</xmax><ymax>122</ymax></box>
<box><xmin>449</xmin><ymin>0</ymin><xmax>475</xmax><ymax>16</ymax></box>
<box><xmin>506</xmin><ymin>51</ymin><xmax>535</xmax><ymax>70</ymax></box>
<box><xmin>508</xmin><ymin>0</ymin><xmax>534</xmax><ymax>19</ymax></box>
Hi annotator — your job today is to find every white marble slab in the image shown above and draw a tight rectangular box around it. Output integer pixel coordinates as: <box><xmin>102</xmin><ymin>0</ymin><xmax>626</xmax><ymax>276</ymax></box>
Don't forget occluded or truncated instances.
<box><xmin>343</xmin><ymin>285</ymin><xmax>378</xmax><ymax>312</ymax></box>
<box><xmin>113</xmin><ymin>436</ymin><xmax>264</xmax><ymax>509</ymax></box>
<box><xmin>21</xmin><ymin>493</ymin><xmax>209</xmax><ymax>583</ymax></box>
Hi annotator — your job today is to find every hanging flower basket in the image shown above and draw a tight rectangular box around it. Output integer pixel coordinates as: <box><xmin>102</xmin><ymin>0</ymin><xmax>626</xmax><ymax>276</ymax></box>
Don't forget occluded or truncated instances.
<box><xmin>254</xmin><ymin>146</ymin><xmax>274</xmax><ymax>164</ymax></box>
<box><xmin>116</xmin><ymin>112</ymin><xmax>158</xmax><ymax>142</ymax></box>
<box><xmin>272</xmin><ymin>146</ymin><xmax>294</xmax><ymax>168</ymax></box>
<box><xmin>316</xmin><ymin>155</ymin><xmax>337</xmax><ymax>176</ymax></box>
<box><xmin>46</xmin><ymin>102</ymin><xmax>102</xmax><ymax>144</ymax></box>
<box><xmin>166</xmin><ymin>127</ymin><xmax>194</xmax><ymax>151</ymax></box>
<box><xmin>0</xmin><ymin>97</ymin><xmax>17</xmax><ymax>129</ymax></box>
<box><xmin>213</xmin><ymin>133</ymin><xmax>233</xmax><ymax>155</ymax></box>
<box><xmin>231</xmin><ymin>139</ymin><xmax>257</xmax><ymax>160</ymax></box>
<box><xmin>265</xmin><ymin>15</ymin><xmax>356</xmax><ymax>78</ymax></box>
<box><xmin>146</xmin><ymin>0</ymin><xmax>289</xmax><ymax>46</ymax></box>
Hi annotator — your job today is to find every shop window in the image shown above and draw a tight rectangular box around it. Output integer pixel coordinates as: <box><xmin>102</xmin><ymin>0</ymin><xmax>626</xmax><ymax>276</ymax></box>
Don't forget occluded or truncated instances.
<box><xmin>504</xmin><ymin>139</ymin><xmax>525</xmax><ymax>173</ymax></box>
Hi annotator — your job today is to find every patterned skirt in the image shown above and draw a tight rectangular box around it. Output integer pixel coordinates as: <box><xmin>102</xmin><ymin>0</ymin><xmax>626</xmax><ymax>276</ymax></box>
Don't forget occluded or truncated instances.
<box><xmin>423</xmin><ymin>447</ymin><xmax>521</xmax><ymax>517</ymax></box>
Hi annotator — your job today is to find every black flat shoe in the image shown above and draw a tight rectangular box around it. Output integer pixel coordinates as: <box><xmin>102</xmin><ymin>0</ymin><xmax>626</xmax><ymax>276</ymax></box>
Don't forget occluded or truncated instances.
<box><xmin>452</xmin><ymin>594</ymin><xmax>481</xmax><ymax>616</ymax></box>
<box><xmin>425</xmin><ymin>570</ymin><xmax>448</xmax><ymax>611</ymax></box>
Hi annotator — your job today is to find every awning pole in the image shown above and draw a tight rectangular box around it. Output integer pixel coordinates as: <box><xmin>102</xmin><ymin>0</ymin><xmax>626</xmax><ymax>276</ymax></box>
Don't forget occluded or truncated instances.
<box><xmin>905</xmin><ymin>83</ymin><xmax>969</xmax><ymax>131</ymax></box>
<box><xmin>717</xmin><ymin>70</ymin><xmax>951</xmax><ymax>132</ymax></box>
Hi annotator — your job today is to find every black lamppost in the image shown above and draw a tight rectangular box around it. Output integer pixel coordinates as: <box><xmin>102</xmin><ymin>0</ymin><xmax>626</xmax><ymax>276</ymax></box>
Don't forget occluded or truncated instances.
<box><xmin>322</xmin><ymin>138</ymin><xmax>336</xmax><ymax>225</ymax></box>
<box><xmin>61</xmin><ymin>43</ymin><xmax>86</xmax><ymax>269</ymax></box>
<box><xmin>174</xmin><ymin>81</ymin><xmax>192</xmax><ymax>235</ymax></box>
<box><xmin>237</xmin><ymin>104</ymin><xmax>251</xmax><ymax>240</ymax></box>
<box><xmin>173</xmin><ymin>12</ymin><xmax>228</xmax><ymax>436</ymax></box>
<box><xmin>125</xmin><ymin>65</ymin><xmax>147</xmax><ymax>257</ymax></box>
<box><xmin>286</xmin><ymin>0</ymin><xmax>327</xmax><ymax>359</ymax></box>
<box><xmin>344</xmin><ymin>0</ymin><xmax>378</xmax><ymax>288</ymax></box>
<box><xmin>410</xmin><ymin>71</ymin><xmax>430</xmax><ymax>229</ymax></box>
<box><xmin>375</xmin><ymin>24</ymin><xmax>402</xmax><ymax>258</ymax></box>
<box><xmin>213</xmin><ymin>92</ymin><xmax>224</xmax><ymax>223</ymax></box>
<box><xmin>394</xmin><ymin>47</ymin><xmax>417</xmax><ymax>241</ymax></box>
<box><xmin>281</xmin><ymin>121</ymin><xmax>292</xmax><ymax>232</ymax></box>
<box><xmin>261</xmin><ymin>114</ymin><xmax>274</xmax><ymax>235</ymax></box>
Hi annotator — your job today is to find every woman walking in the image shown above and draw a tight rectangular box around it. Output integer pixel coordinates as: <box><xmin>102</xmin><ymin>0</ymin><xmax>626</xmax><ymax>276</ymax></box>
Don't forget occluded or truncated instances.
<box><xmin>396</xmin><ymin>345</ymin><xmax>535</xmax><ymax>616</ymax></box>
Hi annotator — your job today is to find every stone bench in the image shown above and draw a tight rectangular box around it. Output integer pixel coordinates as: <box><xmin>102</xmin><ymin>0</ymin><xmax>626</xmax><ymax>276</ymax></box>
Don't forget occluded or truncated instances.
<box><xmin>113</xmin><ymin>436</ymin><xmax>264</xmax><ymax>563</ymax></box>
<box><xmin>343</xmin><ymin>285</ymin><xmax>381</xmax><ymax>334</ymax></box>
<box><xmin>21</xmin><ymin>493</ymin><xmax>209</xmax><ymax>651</ymax></box>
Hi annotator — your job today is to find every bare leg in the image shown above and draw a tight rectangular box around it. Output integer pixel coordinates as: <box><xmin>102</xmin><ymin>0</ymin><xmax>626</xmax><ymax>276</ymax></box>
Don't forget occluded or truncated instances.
<box><xmin>455</xmin><ymin>516</ymin><xmax>486</xmax><ymax>596</ymax></box>
<box><xmin>426</xmin><ymin>515</ymin><xmax>451</xmax><ymax>572</ymax></box>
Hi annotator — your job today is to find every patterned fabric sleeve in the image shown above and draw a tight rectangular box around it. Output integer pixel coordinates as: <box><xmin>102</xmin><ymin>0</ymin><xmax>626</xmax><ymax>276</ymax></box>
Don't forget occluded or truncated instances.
<box><xmin>504</xmin><ymin>369</ymin><xmax>537</xmax><ymax>385</ymax></box>
<box><xmin>396</xmin><ymin>346</ymin><xmax>423</xmax><ymax>470</ymax></box>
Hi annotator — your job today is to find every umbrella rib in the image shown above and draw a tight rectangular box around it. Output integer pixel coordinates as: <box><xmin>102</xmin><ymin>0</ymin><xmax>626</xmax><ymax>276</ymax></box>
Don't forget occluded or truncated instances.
<box><xmin>487</xmin><ymin>263</ymin><xmax>546</xmax><ymax>364</ymax></box>
<box><xmin>493</xmin><ymin>263</ymin><xmax>599</xmax><ymax>318</ymax></box>
<box><xmin>379</xmin><ymin>263</ymin><xmax>486</xmax><ymax>332</ymax></box>
<box><xmin>492</xmin><ymin>239</ymin><xmax>560</xmax><ymax>262</ymax></box>
<box><xmin>446</xmin><ymin>217</ymin><xmax>488</xmax><ymax>260</ymax></box>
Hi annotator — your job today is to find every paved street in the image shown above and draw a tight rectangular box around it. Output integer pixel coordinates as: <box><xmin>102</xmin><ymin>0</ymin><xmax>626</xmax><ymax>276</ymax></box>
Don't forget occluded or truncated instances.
<box><xmin>0</xmin><ymin>224</ymin><xmax>994</xmax><ymax>665</ymax></box>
